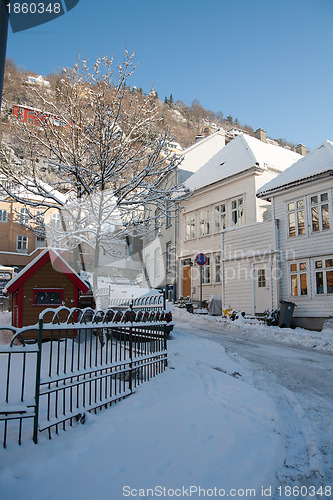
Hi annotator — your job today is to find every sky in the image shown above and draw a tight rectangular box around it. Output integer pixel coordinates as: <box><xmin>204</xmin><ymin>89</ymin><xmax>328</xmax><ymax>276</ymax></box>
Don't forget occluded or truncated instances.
<box><xmin>5</xmin><ymin>0</ymin><xmax>333</xmax><ymax>150</ymax></box>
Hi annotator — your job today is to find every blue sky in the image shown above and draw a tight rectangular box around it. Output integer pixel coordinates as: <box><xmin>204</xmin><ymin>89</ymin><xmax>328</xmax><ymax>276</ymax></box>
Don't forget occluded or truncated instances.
<box><xmin>6</xmin><ymin>0</ymin><xmax>333</xmax><ymax>150</ymax></box>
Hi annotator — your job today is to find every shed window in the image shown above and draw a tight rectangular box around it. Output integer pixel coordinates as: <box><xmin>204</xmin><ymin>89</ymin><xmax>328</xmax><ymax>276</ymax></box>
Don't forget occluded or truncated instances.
<box><xmin>33</xmin><ymin>289</ymin><xmax>64</xmax><ymax>306</ymax></box>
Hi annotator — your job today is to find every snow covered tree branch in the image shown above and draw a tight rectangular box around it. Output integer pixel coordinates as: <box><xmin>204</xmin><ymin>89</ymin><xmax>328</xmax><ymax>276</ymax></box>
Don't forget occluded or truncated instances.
<box><xmin>0</xmin><ymin>52</ymin><xmax>190</xmax><ymax>286</ymax></box>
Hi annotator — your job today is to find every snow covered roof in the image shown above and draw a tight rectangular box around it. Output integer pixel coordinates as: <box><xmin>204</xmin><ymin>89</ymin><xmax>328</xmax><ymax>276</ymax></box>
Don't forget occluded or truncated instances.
<box><xmin>184</xmin><ymin>133</ymin><xmax>302</xmax><ymax>192</ymax></box>
<box><xmin>257</xmin><ymin>140</ymin><xmax>333</xmax><ymax>198</ymax></box>
<box><xmin>5</xmin><ymin>248</ymin><xmax>88</xmax><ymax>294</ymax></box>
<box><xmin>0</xmin><ymin>176</ymin><xmax>67</xmax><ymax>206</ymax></box>
<box><xmin>180</xmin><ymin>129</ymin><xmax>225</xmax><ymax>156</ymax></box>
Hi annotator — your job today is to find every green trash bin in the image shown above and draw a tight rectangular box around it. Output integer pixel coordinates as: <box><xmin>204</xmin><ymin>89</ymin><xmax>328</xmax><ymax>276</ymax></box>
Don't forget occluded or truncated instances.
<box><xmin>278</xmin><ymin>300</ymin><xmax>296</xmax><ymax>328</ymax></box>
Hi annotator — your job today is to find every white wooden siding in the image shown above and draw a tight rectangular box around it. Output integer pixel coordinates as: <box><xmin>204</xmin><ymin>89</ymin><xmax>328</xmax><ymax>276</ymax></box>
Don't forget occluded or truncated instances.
<box><xmin>271</xmin><ymin>177</ymin><xmax>333</xmax><ymax>318</ymax></box>
<box><xmin>222</xmin><ymin>220</ymin><xmax>278</xmax><ymax>314</ymax></box>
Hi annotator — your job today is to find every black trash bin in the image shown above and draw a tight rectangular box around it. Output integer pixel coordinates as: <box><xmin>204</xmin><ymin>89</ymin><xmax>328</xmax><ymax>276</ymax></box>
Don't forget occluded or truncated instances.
<box><xmin>278</xmin><ymin>300</ymin><xmax>296</xmax><ymax>328</ymax></box>
<box><xmin>185</xmin><ymin>302</ymin><xmax>194</xmax><ymax>314</ymax></box>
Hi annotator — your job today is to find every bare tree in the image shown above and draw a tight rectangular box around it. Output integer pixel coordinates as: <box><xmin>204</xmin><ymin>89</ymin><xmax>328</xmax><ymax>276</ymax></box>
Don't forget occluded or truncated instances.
<box><xmin>0</xmin><ymin>51</ymin><xmax>189</xmax><ymax>288</ymax></box>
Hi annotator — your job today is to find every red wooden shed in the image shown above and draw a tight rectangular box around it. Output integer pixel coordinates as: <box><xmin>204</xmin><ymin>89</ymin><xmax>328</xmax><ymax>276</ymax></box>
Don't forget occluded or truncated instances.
<box><xmin>6</xmin><ymin>248</ymin><xmax>89</xmax><ymax>328</ymax></box>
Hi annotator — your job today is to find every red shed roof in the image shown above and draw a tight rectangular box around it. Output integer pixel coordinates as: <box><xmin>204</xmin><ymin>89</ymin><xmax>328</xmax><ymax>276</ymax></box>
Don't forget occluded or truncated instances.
<box><xmin>6</xmin><ymin>248</ymin><xmax>89</xmax><ymax>294</ymax></box>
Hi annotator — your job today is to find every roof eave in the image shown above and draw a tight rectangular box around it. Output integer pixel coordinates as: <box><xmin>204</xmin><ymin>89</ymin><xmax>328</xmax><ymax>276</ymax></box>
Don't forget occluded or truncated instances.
<box><xmin>257</xmin><ymin>170</ymin><xmax>333</xmax><ymax>200</ymax></box>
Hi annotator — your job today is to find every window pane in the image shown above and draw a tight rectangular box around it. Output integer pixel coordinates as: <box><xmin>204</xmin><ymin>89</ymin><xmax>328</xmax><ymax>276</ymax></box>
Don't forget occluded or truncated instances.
<box><xmin>35</xmin><ymin>291</ymin><xmax>62</xmax><ymax>305</ymax></box>
<box><xmin>327</xmin><ymin>271</ymin><xmax>333</xmax><ymax>294</ymax></box>
<box><xmin>320</xmin><ymin>193</ymin><xmax>328</xmax><ymax>202</ymax></box>
<box><xmin>258</xmin><ymin>269</ymin><xmax>266</xmax><ymax>288</ymax></box>
<box><xmin>297</xmin><ymin>200</ymin><xmax>303</xmax><ymax>209</ymax></box>
<box><xmin>239</xmin><ymin>207</ymin><xmax>244</xmax><ymax>225</ymax></box>
<box><xmin>311</xmin><ymin>206</ymin><xmax>319</xmax><ymax>231</ymax></box>
<box><xmin>315</xmin><ymin>260</ymin><xmax>323</xmax><ymax>269</ymax></box>
<box><xmin>291</xmin><ymin>275</ymin><xmax>298</xmax><ymax>296</ymax></box>
<box><xmin>288</xmin><ymin>202</ymin><xmax>295</xmax><ymax>211</ymax></box>
<box><xmin>311</xmin><ymin>196</ymin><xmax>318</xmax><ymax>205</ymax></box>
<box><xmin>325</xmin><ymin>259</ymin><xmax>333</xmax><ymax>268</ymax></box>
<box><xmin>215</xmin><ymin>254</ymin><xmax>221</xmax><ymax>282</ymax></box>
<box><xmin>288</xmin><ymin>213</ymin><xmax>296</xmax><ymax>236</ymax></box>
<box><xmin>300</xmin><ymin>273</ymin><xmax>307</xmax><ymax>295</ymax></box>
<box><xmin>321</xmin><ymin>204</ymin><xmax>330</xmax><ymax>230</ymax></box>
<box><xmin>316</xmin><ymin>272</ymin><xmax>324</xmax><ymax>294</ymax></box>
<box><xmin>231</xmin><ymin>200</ymin><xmax>236</xmax><ymax>209</ymax></box>
<box><xmin>290</xmin><ymin>263</ymin><xmax>297</xmax><ymax>272</ymax></box>
<box><xmin>299</xmin><ymin>262</ymin><xmax>307</xmax><ymax>270</ymax></box>
<box><xmin>297</xmin><ymin>210</ymin><xmax>305</xmax><ymax>234</ymax></box>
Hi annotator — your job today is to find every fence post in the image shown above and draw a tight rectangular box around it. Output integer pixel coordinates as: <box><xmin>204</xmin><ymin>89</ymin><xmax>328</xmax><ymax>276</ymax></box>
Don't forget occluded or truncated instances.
<box><xmin>33</xmin><ymin>317</ymin><xmax>43</xmax><ymax>444</ymax></box>
<box><xmin>163</xmin><ymin>324</ymin><xmax>168</xmax><ymax>368</ymax></box>
<box><xmin>129</xmin><ymin>326</ymin><xmax>133</xmax><ymax>393</ymax></box>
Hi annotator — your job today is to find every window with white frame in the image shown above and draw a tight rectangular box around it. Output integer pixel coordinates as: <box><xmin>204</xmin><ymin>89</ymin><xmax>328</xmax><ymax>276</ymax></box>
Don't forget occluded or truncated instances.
<box><xmin>166</xmin><ymin>241</ymin><xmax>171</xmax><ymax>272</ymax></box>
<box><xmin>310</xmin><ymin>192</ymin><xmax>330</xmax><ymax>232</ymax></box>
<box><xmin>314</xmin><ymin>258</ymin><xmax>333</xmax><ymax>295</ymax></box>
<box><xmin>36</xmin><ymin>236</ymin><xmax>46</xmax><ymax>248</ymax></box>
<box><xmin>35</xmin><ymin>209</ymin><xmax>45</xmax><ymax>224</ymax></box>
<box><xmin>290</xmin><ymin>261</ymin><xmax>308</xmax><ymax>296</ymax></box>
<box><xmin>166</xmin><ymin>200</ymin><xmax>172</xmax><ymax>228</ymax></box>
<box><xmin>214</xmin><ymin>204</ymin><xmax>226</xmax><ymax>232</ymax></box>
<box><xmin>144</xmin><ymin>253</ymin><xmax>150</xmax><ymax>282</ymax></box>
<box><xmin>51</xmin><ymin>212</ymin><xmax>62</xmax><ymax>229</ymax></box>
<box><xmin>185</xmin><ymin>213</ymin><xmax>196</xmax><ymax>240</ymax></box>
<box><xmin>154</xmin><ymin>248</ymin><xmax>161</xmax><ymax>277</ymax></box>
<box><xmin>19</xmin><ymin>207</ymin><xmax>30</xmax><ymax>224</ymax></box>
<box><xmin>215</xmin><ymin>253</ymin><xmax>221</xmax><ymax>282</ymax></box>
<box><xmin>0</xmin><ymin>209</ymin><xmax>7</xmax><ymax>222</ymax></box>
<box><xmin>17</xmin><ymin>235</ymin><xmax>28</xmax><ymax>252</ymax></box>
<box><xmin>199</xmin><ymin>209</ymin><xmax>210</xmax><ymax>236</ymax></box>
<box><xmin>287</xmin><ymin>199</ymin><xmax>305</xmax><ymax>237</ymax></box>
<box><xmin>258</xmin><ymin>269</ymin><xmax>266</xmax><ymax>287</ymax></box>
<box><xmin>231</xmin><ymin>197</ymin><xmax>244</xmax><ymax>226</ymax></box>
<box><xmin>155</xmin><ymin>208</ymin><xmax>161</xmax><ymax>236</ymax></box>
<box><xmin>202</xmin><ymin>256</ymin><xmax>211</xmax><ymax>284</ymax></box>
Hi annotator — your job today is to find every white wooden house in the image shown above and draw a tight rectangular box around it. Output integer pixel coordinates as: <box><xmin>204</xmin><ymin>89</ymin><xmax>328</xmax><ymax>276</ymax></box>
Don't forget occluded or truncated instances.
<box><xmin>178</xmin><ymin>131</ymin><xmax>302</xmax><ymax>311</ymax></box>
<box><xmin>143</xmin><ymin>130</ymin><xmax>226</xmax><ymax>298</ymax></box>
<box><xmin>257</xmin><ymin>140</ymin><xmax>333</xmax><ymax>330</ymax></box>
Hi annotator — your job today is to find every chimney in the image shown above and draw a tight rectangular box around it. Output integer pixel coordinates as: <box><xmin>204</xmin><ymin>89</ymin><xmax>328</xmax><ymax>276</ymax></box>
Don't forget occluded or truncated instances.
<box><xmin>254</xmin><ymin>128</ymin><xmax>266</xmax><ymax>143</ymax></box>
<box><xmin>195</xmin><ymin>135</ymin><xmax>204</xmax><ymax>143</ymax></box>
<box><xmin>296</xmin><ymin>144</ymin><xmax>307</xmax><ymax>156</ymax></box>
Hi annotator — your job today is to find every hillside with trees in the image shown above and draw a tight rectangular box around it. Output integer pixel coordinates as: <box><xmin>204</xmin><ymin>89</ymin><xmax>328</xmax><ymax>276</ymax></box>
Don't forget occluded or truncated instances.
<box><xmin>0</xmin><ymin>58</ymin><xmax>296</xmax><ymax>153</ymax></box>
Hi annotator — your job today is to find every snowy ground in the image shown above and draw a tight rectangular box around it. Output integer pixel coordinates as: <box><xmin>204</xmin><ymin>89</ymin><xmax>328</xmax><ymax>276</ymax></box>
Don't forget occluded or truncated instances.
<box><xmin>0</xmin><ymin>309</ymin><xmax>332</xmax><ymax>499</ymax></box>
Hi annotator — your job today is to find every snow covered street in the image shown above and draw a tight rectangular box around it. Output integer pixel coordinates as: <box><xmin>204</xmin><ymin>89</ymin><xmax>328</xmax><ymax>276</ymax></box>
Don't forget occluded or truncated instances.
<box><xmin>173</xmin><ymin>311</ymin><xmax>333</xmax><ymax>497</ymax></box>
<box><xmin>0</xmin><ymin>309</ymin><xmax>332</xmax><ymax>499</ymax></box>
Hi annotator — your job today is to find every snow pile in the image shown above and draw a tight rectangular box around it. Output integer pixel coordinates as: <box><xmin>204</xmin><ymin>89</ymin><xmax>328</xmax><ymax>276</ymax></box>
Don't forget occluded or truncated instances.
<box><xmin>0</xmin><ymin>330</ymin><xmax>282</xmax><ymax>499</ymax></box>
<box><xmin>172</xmin><ymin>306</ymin><xmax>333</xmax><ymax>353</ymax></box>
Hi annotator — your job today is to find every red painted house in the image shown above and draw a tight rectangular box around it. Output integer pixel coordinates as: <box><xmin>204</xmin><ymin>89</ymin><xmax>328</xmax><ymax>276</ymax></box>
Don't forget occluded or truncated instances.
<box><xmin>6</xmin><ymin>248</ymin><xmax>89</xmax><ymax>328</ymax></box>
<box><xmin>12</xmin><ymin>104</ymin><xmax>70</xmax><ymax>129</ymax></box>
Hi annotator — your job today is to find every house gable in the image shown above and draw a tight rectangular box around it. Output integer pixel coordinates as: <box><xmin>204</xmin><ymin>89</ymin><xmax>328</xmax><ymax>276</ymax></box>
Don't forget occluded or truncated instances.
<box><xmin>6</xmin><ymin>248</ymin><xmax>89</xmax><ymax>294</ymax></box>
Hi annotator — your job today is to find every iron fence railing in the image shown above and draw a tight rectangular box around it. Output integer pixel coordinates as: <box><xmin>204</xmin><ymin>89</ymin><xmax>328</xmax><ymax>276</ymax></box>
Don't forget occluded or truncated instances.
<box><xmin>0</xmin><ymin>302</ymin><xmax>167</xmax><ymax>448</ymax></box>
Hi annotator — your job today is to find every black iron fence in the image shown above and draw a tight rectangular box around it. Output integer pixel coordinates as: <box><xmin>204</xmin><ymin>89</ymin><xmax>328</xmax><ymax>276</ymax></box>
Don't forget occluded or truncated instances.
<box><xmin>0</xmin><ymin>301</ymin><xmax>168</xmax><ymax>448</ymax></box>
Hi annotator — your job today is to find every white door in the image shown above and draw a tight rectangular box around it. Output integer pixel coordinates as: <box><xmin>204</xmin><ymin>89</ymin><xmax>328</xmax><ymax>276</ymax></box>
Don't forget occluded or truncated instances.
<box><xmin>254</xmin><ymin>262</ymin><xmax>271</xmax><ymax>314</ymax></box>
